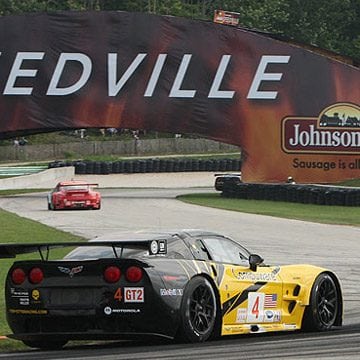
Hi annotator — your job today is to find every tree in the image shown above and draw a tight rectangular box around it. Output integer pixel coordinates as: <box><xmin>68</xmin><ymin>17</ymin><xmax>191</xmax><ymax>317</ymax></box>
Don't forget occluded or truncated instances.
<box><xmin>0</xmin><ymin>0</ymin><xmax>359</xmax><ymax>59</ymax></box>
<box><xmin>286</xmin><ymin>0</ymin><xmax>358</xmax><ymax>59</ymax></box>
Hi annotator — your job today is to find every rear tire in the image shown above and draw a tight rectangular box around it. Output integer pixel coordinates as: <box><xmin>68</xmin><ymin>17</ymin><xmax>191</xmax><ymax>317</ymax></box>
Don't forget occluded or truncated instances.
<box><xmin>302</xmin><ymin>273</ymin><xmax>339</xmax><ymax>331</ymax></box>
<box><xmin>22</xmin><ymin>339</ymin><xmax>67</xmax><ymax>349</ymax></box>
<box><xmin>177</xmin><ymin>276</ymin><xmax>217</xmax><ymax>343</ymax></box>
<box><xmin>47</xmin><ymin>197</ymin><xmax>53</xmax><ymax>210</ymax></box>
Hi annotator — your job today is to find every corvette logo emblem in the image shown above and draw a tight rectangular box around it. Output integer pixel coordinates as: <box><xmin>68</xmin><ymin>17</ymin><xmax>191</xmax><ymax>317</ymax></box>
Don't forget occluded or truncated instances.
<box><xmin>58</xmin><ymin>266</ymin><xmax>84</xmax><ymax>278</ymax></box>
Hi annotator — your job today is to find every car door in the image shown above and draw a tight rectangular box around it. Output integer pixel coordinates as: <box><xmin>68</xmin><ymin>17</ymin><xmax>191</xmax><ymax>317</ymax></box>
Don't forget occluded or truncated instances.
<box><xmin>201</xmin><ymin>236</ymin><xmax>283</xmax><ymax>327</ymax></box>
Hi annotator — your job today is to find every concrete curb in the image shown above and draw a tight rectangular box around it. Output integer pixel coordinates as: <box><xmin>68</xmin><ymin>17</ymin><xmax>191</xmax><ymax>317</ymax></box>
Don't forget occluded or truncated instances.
<box><xmin>0</xmin><ymin>167</ymin><xmax>217</xmax><ymax>189</ymax></box>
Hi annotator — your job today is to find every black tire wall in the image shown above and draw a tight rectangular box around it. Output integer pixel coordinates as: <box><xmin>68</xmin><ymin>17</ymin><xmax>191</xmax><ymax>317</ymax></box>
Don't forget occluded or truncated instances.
<box><xmin>221</xmin><ymin>183</ymin><xmax>360</xmax><ymax>207</ymax></box>
<box><xmin>48</xmin><ymin>158</ymin><xmax>242</xmax><ymax>175</ymax></box>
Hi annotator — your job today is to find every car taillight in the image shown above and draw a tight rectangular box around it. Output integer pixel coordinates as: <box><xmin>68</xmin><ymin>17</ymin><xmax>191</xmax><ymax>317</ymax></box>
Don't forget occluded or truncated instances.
<box><xmin>29</xmin><ymin>267</ymin><xmax>44</xmax><ymax>284</ymax></box>
<box><xmin>126</xmin><ymin>266</ymin><xmax>143</xmax><ymax>282</ymax></box>
<box><xmin>104</xmin><ymin>266</ymin><xmax>121</xmax><ymax>283</ymax></box>
<box><xmin>11</xmin><ymin>268</ymin><xmax>26</xmax><ymax>285</ymax></box>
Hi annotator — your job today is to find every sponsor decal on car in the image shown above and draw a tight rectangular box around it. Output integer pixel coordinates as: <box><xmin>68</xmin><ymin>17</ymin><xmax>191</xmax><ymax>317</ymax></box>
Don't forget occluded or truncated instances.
<box><xmin>10</xmin><ymin>289</ymin><xmax>30</xmax><ymax>306</ymax></box>
<box><xmin>114</xmin><ymin>309</ymin><xmax>141</xmax><ymax>314</ymax></box>
<box><xmin>236</xmin><ymin>299</ymin><xmax>281</xmax><ymax>324</ymax></box>
<box><xmin>160</xmin><ymin>288</ymin><xmax>183</xmax><ymax>296</ymax></box>
<box><xmin>10</xmin><ymin>288</ymin><xmax>28</xmax><ymax>297</ymax></box>
<box><xmin>284</xmin><ymin>324</ymin><xmax>297</xmax><ymax>330</ymax></box>
<box><xmin>233</xmin><ymin>270</ymin><xmax>278</xmax><ymax>282</ymax></box>
<box><xmin>31</xmin><ymin>289</ymin><xmax>40</xmax><ymax>301</ymax></box>
<box><xmin>236</xmin><ymin>308</ymin><xmax>247</xmax><ymax>323</ymax></box>
<box><xmin>124</xmin><ymin>287</ymin><xmax>144</xmax><ymax>303</ymax></box>
<box><xmin>104</xmin><ymin>306</ymin><xmax>112</xmax><ymax>315</ymax></box>
<box><xmin>149</xmin><ymin>240</ymin><xmax>167</xmax><ymax>255</ymax></box>
<box><xmin>19</xmin><ymin>298</ymin><xmax>29</xmax><ymax>306</ymax></box>
<box><xmin>103</xmin><ymin>306</ymin><xmax>141</xmax><ymax>315</ymax></box>
<box><xmin>9</xmin><ymin>309</ymin><xmax>48</xmax><ymax>315</ymax></box>
<box><xmin>246</xmin><ymin>293</ymin><xmax>279</xmax><ymax>323</ymax></box>
<box><xmin>264</xmin><ymin>310</ymin><xmax>281</xmax><ymax>322</ymax></box>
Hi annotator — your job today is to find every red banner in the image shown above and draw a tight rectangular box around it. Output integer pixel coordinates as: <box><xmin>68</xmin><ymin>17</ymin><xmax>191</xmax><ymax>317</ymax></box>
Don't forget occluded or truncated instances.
<box><xmin>0</xmin><ymin>11</ymin><xmax>359</xmax><ymax>183</ymax></box>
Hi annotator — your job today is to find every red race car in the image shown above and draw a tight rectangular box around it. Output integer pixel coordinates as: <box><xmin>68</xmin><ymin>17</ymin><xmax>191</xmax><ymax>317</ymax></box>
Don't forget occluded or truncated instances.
<box><xmin>47</xmin><ymin>180</ymin><xmax>101</xmax><ymax>210</ymax></box>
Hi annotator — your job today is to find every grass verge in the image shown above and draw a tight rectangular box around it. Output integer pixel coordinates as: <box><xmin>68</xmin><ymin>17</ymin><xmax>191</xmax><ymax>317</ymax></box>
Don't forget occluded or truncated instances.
<box><xmin>0</xmin><ymin>189</ymin><xmax>49</xmax><ymax>196</ymax></box>
<box><xmin>0</xmin><ymin>209</ymin><xmax>85</xmax><ymax>351</ymax></box>
<box><xmin>70</xmin><ymin>152</ymin><xmax>241</xmax><ymax>162</ymax></box>
<box><xmin>337</xmin><ymin>179</ymin><xmax>360</xmax><ymax>187</ymax></box>
<box><xmin>177</xmin><ymin>193</ymin><xmax>360</xmax><ymax>226</ymax></box>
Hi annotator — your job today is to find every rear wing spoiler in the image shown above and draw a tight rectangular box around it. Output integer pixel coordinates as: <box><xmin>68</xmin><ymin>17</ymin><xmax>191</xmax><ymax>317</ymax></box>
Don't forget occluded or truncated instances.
<box><xmin>0</xmin><ymin>239</ymin><xmax>167</xmax><ymax>260</ymax></box>
<box><xmin>65</xmin><ymin>181</ymin><xmax>99</xmax><ymax>187</ymax></box>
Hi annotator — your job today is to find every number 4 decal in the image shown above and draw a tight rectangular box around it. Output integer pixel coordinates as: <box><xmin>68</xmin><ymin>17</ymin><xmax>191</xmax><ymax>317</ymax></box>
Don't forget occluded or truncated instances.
<box><xmin>252</xmin><ymin>295</ymin><xmax>260</xmax><ymax>318</ymax></box>
<box><xmin>114</xmin><ymin>288</ymin><xmax>122</xmax><ymax>302</ymax></box>
<box><xmin>247</xmin><ymin>293</ymin><xmax>264</xmax><ymax>322</ymax></box>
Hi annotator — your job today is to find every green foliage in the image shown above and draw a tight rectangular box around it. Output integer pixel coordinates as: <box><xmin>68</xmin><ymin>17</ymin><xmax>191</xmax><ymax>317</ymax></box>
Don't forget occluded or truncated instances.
<box><xmin>337</xmin><ymin>178</ymin><xmax>360</xmax><ymax>187</ymax></box>
<box><xmin>0</xmin><ymin>1</ymin><xmax>358</xmax><ymax>59</ymax></box>
<box><xmin>178</xmin><ymin>193</ymin><xmax>360</xmax><ymax>226</ymax></box>
<box><xmin>0</xmin><ymin>189</ymin><xmax>49</xmax><ymax>195</ymax></box>
<box><xmin>285</xmin><ymin>0</ymin><xmax>359</xmax><ymax>59</ymax></box>
<box><xmin>0</xmin><ymin>208</ymin><xmax>83</xmax><ymax>246</ymax></box>
<box><xmin>0</xmin><ymin>208</ymin><xmax>85</xmax><ymax>350</ymax></box>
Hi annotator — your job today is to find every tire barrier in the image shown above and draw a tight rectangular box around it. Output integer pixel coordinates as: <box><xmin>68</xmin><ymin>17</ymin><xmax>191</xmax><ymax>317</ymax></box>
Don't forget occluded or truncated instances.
<box><xmin>48</xmin><ymin>158</ymin><xmax>242</xmax><ymax>175</ymax></box>
<box><xmin>221</xmin><ymin>182</ymin><xmax>360</xmax><ymax>207</ymax></box>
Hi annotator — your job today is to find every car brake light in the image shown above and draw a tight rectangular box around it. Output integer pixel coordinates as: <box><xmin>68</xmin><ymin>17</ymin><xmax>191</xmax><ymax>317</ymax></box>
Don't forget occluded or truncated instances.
<box><xmin>104</xmin><ymin>266</ymin><xmax>121</xmax><ymax>283</ymax></box>
<box><xmin>29</xmin><ymin>267</ymin><xmax>44</xmax><ymax>284</ymax></box>
<box><xmin>11</xmin><ymin>268</ymin><xmax>26</xmax><ymax>285</ymax></box>
<box><xmin>126</xmin><ymin>266</ymin><xmax>143</xmax><ymax>282</ymax></box>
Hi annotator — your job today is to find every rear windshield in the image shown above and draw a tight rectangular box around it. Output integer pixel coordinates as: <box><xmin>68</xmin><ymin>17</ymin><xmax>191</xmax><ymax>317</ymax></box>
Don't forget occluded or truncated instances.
<box><xmin>64</xmin><ymin>237</ymin><xmax>193</xmax><ymax>260</ymax></box>
<box><xmin>64</xmin><ymin>246</ymin><xmax>148</xmax><ymax>260</ymax></box>
<box><xmin>62</xmin><ymin>185</ymin><xmax>90</xmax><ymax>191</ymax></box>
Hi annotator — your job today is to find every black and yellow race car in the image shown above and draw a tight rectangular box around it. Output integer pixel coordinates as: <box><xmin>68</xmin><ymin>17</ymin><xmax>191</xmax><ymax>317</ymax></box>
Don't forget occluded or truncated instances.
<box><xmin>0</xmin><ymin>230</ymin><xmax>342</xmax><ymax>349</ymax></box>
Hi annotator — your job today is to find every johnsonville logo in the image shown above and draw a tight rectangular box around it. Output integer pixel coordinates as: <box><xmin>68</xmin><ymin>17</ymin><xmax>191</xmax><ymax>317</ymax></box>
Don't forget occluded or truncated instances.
<box><xmin>282</xmin><ymin>103</ymin><xmax>360</xmax><ymax>154</ymax></box>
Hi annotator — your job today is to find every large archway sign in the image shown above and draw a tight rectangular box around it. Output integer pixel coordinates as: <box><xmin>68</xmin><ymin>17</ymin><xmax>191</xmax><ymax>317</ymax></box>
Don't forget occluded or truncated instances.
<box><xmin>0</xmin><ymin>11</ymin><xmax>359</xmax><ymax>183</ymax></box>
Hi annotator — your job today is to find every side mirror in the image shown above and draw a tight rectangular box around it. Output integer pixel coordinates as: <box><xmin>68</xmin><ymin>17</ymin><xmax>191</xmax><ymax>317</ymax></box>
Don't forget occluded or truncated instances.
<box><xmin>249</xmin><ymin>254</ymin><xmax>264</xmax><ymax>271</ymax></box>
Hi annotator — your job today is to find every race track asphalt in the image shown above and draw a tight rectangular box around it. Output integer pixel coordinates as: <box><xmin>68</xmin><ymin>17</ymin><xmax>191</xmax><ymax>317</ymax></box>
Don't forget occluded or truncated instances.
<box><xmin>0</xmin><ymin>173</ymin><xmax>359</xmax><ymax>359</ymax></box>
